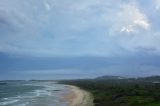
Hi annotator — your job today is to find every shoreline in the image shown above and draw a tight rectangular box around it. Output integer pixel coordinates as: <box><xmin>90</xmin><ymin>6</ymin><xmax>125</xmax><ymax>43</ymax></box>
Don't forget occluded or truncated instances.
<box><xmin>63</xmin><ymin>85</ymin><xmax>94</xmax><ymax>106</ymax></box>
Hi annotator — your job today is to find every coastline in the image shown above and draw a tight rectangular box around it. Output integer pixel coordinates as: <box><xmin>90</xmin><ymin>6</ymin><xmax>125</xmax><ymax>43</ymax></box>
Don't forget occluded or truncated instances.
<box><xmin>63</xmin><ymin>85</ymin><xmax>94</xmax><ymax>106</ymax></box>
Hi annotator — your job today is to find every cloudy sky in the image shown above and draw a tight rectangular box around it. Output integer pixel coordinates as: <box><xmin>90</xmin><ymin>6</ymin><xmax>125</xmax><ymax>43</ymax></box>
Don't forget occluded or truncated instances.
<box><xmin>0</xmin><ymin>0</ymin><xmax>160</xmax><ymax>80</ymax></box>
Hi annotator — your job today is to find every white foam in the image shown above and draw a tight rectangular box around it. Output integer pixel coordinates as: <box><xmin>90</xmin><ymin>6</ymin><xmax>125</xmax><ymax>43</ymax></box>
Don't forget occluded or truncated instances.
<box><xmin>0</xmin><ymin>99</ymin><xmax>19</xmax><ymax>105</ymax></box>
<box><xmin>0</xmin><ymin>82</ymin><xmax>67</xmax><ymax>106</ymax></box>
<box><xmin>34</xmin><ymin>89</ymin><xmax>52</xmax><ymax>97</ymax></box>
<box><xmin>1</xmin><ymin>98</ymin><xmax>9</xmax><ymax>100</ymax></box>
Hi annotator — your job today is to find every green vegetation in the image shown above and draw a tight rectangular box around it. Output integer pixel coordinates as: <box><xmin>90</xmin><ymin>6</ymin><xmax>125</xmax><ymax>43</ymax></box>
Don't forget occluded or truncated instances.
<box><xmin>60</xmin><ymin>76</ymin><xmax>160</xmax><ymax>106</ymax></box>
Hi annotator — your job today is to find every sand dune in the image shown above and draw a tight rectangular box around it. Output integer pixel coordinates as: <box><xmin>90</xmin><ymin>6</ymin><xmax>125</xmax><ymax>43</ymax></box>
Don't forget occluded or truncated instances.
<box><xmin>63</xmin><ymin>85</ymin><xmax>94</xmax><ymax>106</ymax></box>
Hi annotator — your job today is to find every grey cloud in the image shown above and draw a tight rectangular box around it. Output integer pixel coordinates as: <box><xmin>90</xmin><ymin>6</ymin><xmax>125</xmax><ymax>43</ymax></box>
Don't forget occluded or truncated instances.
<box><xmin>0</xmin><ymin>10</ymin><xmax>16</xmax><ymax>34</ymax></box>
<box><xmin>0</xmin><ymin>9</ymin><xmax>25</xmax><ymax>36</ymax></box>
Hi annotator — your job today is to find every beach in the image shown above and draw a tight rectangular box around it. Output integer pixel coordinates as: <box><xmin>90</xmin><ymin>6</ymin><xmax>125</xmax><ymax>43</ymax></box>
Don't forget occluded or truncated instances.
<box><xmin>0</xmin><ymin>81</ymin><xmax>93</xmax><ymax>106</ymax></box>
<box><xmin>63</xmin><ymin>85</ymin><xmax>94</xmax><ymax>106</ymax></box>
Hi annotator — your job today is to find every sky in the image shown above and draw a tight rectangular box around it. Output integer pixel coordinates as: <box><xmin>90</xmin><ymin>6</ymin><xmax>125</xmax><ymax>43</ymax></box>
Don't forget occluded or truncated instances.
<box><xmin>0</xmin><ymin>0</ymin><xmax>160</xmax><ymax>80</ymax></box>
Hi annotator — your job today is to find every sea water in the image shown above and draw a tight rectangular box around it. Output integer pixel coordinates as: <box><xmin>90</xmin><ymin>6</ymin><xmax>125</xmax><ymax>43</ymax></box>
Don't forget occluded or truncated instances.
<box><xmin>0</xmin><ymin>81</ymin><xmax>70</xmax><ymax>106</ymax></box>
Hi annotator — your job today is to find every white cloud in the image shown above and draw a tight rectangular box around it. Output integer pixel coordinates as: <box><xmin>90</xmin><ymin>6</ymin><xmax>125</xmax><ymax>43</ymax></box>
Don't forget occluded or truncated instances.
<box><xmin>119</xmin><ymin>4</ymin><xmax>150</xmax><ymax>33</ymax></box>
<box><xmin>120</xmin><ymin>25</ymin><xmax>134</xmax><ymax>33</ymax></box>
<box><xmin>44</xmin><ymin>2</ymin><xmax>51</xmax><ymax>11</ymax></box>
<box><xmin>134</xmin><ymin>19</ymin><xmax>150</xmax><ymax>29</ymax></box>
<box><xmin>0</xmin><ymin>0</ymin><xmax>159</xmax><ymax>57</ymax></box>
<box><xmin>155</xmin><ymin>0</ymin><xmax>160</xmax><ymax>9</ymax></box>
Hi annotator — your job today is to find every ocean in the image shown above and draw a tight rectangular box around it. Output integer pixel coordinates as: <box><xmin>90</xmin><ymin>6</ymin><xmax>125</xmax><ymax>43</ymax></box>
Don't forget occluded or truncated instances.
<box><xmin>0</xmin><ymin>81</ymin><xmax>70</xmax><ymax>106</ymax></box>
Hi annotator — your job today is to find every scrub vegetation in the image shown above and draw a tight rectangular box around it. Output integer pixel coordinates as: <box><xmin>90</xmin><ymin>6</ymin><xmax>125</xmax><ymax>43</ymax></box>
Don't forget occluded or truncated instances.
<box><xmin>60</xmin><ymin>76</ymin><xmax>160</xmax><ymax>106</ymax></box>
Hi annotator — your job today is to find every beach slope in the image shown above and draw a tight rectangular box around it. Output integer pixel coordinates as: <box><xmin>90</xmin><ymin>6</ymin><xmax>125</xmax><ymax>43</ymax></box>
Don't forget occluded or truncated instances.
<box><xmin>64</xmin><ymin>86</ymin><xmax>94</xmax><ymax>106</ymax></box>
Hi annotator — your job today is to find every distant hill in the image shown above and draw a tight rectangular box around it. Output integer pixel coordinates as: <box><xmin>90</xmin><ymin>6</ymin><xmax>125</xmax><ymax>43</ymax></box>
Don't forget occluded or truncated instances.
<box><xmin>95</xmin><ymin>75</ymin><xmax>160</xmax><ymax>83</ymax></box>
<box><xmin>138</xmin><ymin>76</ymin><xmax>160</xmax><ymax>83</ymax></box>
<box><xmin>0</xmin><ymin>82</ymin><xmax>7</xmax><ymax>85</ymax></box>
<box><xmin>95</xmin><ymin>75</ymin><xmax>126</xmax><ymax>80</ymax></box>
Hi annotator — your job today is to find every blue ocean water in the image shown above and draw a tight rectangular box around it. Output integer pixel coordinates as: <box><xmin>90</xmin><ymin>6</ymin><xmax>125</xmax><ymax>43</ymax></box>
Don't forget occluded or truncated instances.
<box><xmin>0</xmin><ymin>81</ymin><xmax>69</xmax><ymax>106</ymax></box>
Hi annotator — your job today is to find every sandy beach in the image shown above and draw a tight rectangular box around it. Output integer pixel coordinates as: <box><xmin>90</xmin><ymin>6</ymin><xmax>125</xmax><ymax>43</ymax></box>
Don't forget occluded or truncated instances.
<box><xmin>63</xmin><ymin>85</ymin><xmax>94</xmax><ymax>106</ymax></box>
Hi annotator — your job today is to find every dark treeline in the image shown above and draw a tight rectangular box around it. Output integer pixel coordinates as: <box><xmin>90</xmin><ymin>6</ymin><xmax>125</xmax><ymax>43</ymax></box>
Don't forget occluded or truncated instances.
<box><xmin>59</xmin><ymin>76</ymin><xmax>160</xmax><ymax>106</ymax></box>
